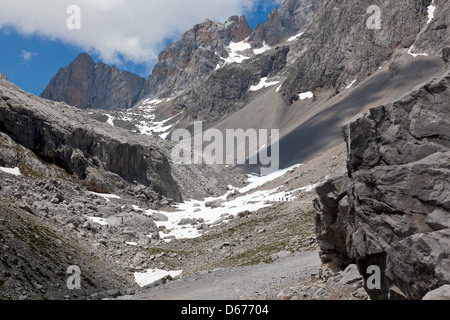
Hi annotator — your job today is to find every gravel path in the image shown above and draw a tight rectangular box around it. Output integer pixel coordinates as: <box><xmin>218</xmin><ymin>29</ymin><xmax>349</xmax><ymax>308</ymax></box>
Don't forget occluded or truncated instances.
<box><xmin>120</xmin><ymin>250</ymin><xmax>320</xmax><ymax>300</ymax></box>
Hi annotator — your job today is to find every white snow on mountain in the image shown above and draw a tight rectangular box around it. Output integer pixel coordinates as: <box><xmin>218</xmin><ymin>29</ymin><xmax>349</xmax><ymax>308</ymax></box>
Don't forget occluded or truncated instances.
<box><xmin>253</xmin><ymin>42</ymin><xmax>271</xmax><ymax>55</ymax></box>
<box><xmin>407</xmin><ymin>45</ymin><xmax>428</xmax><ymax>58</ymax></box>
<box><xmin>134</xmin><ymin>269</ymin><xmax>183</xmax><ymax>288</ymax></box>
<box><xmin>136</xmin><ymin>164</ymin><xmax>314</xmax><ymax>242</ymax></box>
<box><xmin>220</xmin><ymin>40</ymin><xmax>251</xmax><ymax>65</ymax></box>
<box><xmin>86</xmin><ymin>216</ymin><xmax>109</xmax><ymax>226</ymax></box>
<box><xmin>346</xmin><ymin>80</ymin><xmax>357</xmax><ymax>89</ymax></box>
<box><xmin>137</xmin><ymin>113</ymin><xmax>180</xmax><ymax>137</ymax></box>
<box><xmin>89</xmin><ymin>192</ymin><xmax>121</xmax><ymax>202</ymax></box>
<box><xmin>299</xmin><ymin>91</ymin><xmax>314</xmax><ymax>100</ymax></box>
<box><xmin>106</xmin><ymin>114</ymin><xmax>115</xmax><ymax>126</ymax></box>
<box><xmin>287</xmin><ymin>32</ymin><xmax>304</xmax><ymax>42</ymax></box>
<box><xmin>249</xmin><ymin>77</ymin><xmax>281</xmax><ymax>91</ymax></box>
<box><xmin>216</xmin><ymin>40</ymin><xmax>271</xmax><ymax>69</ymax></box>
<box><xmin>238</xmin><ymin>164</ymin><xmax>302</xmax><ymax>193</ymax></box>
<box><xmin>427</xmin><ymin>1</ymin><xmax>436</xmax><ymax>24</ymax></box>
<box><xmin>122</xmin><ymin>98</ymin><xmax>180</xmax><ymax>138</ymax></box>
<box><xmin>0</xmin><ymin>166</ymin><xmax>21</xmax><ymax>176</ymax></box>
<box><xmin>145</xmin><ymin>98</ymin><xmax>163</xmax><ymax>105</ymax></box>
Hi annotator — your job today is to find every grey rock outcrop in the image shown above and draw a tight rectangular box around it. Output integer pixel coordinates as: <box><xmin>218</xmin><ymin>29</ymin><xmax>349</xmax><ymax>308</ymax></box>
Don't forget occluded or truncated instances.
<box><xmin>315</xmin><ymin>70</ymin><xmax>450</xmax><ymax>300</ymax></box>
<box><xmin>314</xmin><ymin>175</ymin><xmax>353</xmax><ymax>277</ymax></box>
<box><xmin>384</xmin><ymin>230</ymin><xmax>450</xmax><ymax>300</ymax></box>
<box><xmin>339</xmin><ymin>264</ymin><xmax>362</xmax><ymax>285</ymax></box>
<box><xmin>41</xmin><ymin>53</ymin><xmax>146</xmax><ymax>111</ymax></box>
<box><xmin>423</xmin><ymin>285</ymin><xmax>450</xmax><ymax>300</ymax></box>
<box><xmin>1</xmin><ymin>73</ymin><xmax>181</xmax><ymax>201</ymax></box>
<box><xmin>415</xmin><ymin>0</ymin><xmax>450</xmax><ymax>55</ymax></box>
<box><xmin>174</xmin><ymin>46</ymin><xmax>290</xmax><ymax>123</ymax></box>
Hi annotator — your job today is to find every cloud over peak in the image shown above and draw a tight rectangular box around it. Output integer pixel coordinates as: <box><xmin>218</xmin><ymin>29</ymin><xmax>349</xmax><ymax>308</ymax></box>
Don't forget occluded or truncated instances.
<box><xmin>0</xmin><ymin>0</ymin><xmax>262</xmax><ymax>67</ymax></box>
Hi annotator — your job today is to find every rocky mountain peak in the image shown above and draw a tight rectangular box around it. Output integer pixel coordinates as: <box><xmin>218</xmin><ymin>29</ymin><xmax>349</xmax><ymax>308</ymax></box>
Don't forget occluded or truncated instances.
<box><xmin>40</xmin><ymin>53</ymin><xmax>146</xmax><ymax>111</ymax></box>
<box><xmin>74</xmin><ymin>52</ymin><xmax>96</xmax><ymax>65</ymax></box>
<box><xmin>228</xmin><ymin>15</ymin><xmax>253</xmax><ymax>42</ymax></box>
<box><xmin>140</xmin><ymin>14</ymin><xmax>254</xmax><ymax>100</ymax></box>
<box><xmin>179</xmin><ymin>15</ymin><xmax>252</xmax><ymax>46</ymax></box>
<box><xmin>140</xmin><ymin>1</ymin><xmax>322</xmax><ymax>101</ymax></box>
<box><xmin>248</xmin><ymin>0</ymin><xmax>322</xmax><ymax>47</ymax></box>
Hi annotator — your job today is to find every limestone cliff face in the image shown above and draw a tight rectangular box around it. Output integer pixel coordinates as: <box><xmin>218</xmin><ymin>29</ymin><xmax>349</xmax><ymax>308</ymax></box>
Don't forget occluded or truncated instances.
<box><xmin>174</xmin><ymin>46</ymin><xmax>290</xmax><ymax>124</ymax></box>
<box><xmin>1</xmin><ymin>73</ymin><xmax>181</xmax><ymax>201</ymax></box>
<box><xmin>40</xmin><ymin>53</ymin><xmax>146</xmax><ymax>111</ymax></box>
<box><xmin>315</xmin><ymin>70</ymin><xmax>450</xmax><ymax>300</ymax></box>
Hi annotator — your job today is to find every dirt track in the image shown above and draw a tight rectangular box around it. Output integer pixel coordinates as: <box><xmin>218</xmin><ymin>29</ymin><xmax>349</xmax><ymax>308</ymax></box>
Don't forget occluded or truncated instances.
<box><xmin>119</xmin><ymin>250</ymin><xmax>320</xmax><ymax>300</ymax></box>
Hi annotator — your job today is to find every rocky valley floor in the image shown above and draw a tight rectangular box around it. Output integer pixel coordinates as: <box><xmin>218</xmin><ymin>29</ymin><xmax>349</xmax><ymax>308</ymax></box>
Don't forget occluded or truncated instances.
<box><xmin>1</xmin><ymin>139</ymin><xmax>369</xmax><ymax>300</ymax></box>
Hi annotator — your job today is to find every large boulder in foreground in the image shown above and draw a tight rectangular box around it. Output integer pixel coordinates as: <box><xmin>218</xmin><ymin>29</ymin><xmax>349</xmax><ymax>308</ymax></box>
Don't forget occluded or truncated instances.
<box><xmin>315</xmin><ymin>70</ymin><xmax>450</xmax><ymax>300</ymax></box>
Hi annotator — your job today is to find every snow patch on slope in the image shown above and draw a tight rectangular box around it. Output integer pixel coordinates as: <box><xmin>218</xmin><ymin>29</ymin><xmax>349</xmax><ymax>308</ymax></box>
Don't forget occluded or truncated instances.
<box><xmin>427</xmin><ymin>1</ymin><xmax>436</xmax><ymax>24</ymax></box>
<box><xmin>138</xmin><ymin>113</ymin><xmax>180</xmax><ymax>137</ymax></box>
<box><xmin>220</xmin><ymin>40</ymin><xmax>251</xmax><ymax>65</ymax></box>
<box><xmin>89</xmin><ymin>192</ymin><xmax>121</xmax><ymax>202</ymax></box>
<box><xmin>299</xmin><ymin>92</ymin><xmax>314</xmax><ymax>100</ymax></box>
<box><xmin>249</xmin><ymin>77</ymin><xmax>280</xmax><ymax>91</ymax></box>
<box><xmin>134</xmin><ymin>269</ymin><xmax>183</xmax><ymax>288</ymax></box>
<box><xmin>407</xmin><ymin>45</ymin><xmax>428</xmax><ymax>58</ymax></box>
<box><xmin>86</xmin><ymin>216</ymin><xmax>109</xmax><ymax>226</ymax></box>
<box><xmin>131</xmin><ymin>98</ymin><xmax>180</xmax><ymax>138</ymax></box>
<box><xmin>139</xmin><ymin>164</ymin><xmax>314</xmax><ymax>242</ymax></box>
<box><xmin>253</xmin><ymin>42</ymin><xmax>271</xmax><ymax>55</ymax></box>
<box><xmin>106</xmin><ymin>115</ymin><xmax>115</xmax><ymax>126</ymax></box>
<box><xmin>239</xmin><ymin>164</ymin><xmax>302</xmax><ymax>193</ymax></box>
<box><xmin>287</xmin><ymin>32</ymin><xmax>304</xmax><ymax>42</ymax></box>
<box><xmin>0</xmin><ymin>166</ymin><xmax>21</xmax><ymax>176</ymax></box>
<box><xmin>346</xmin><ymin>80</ymin><xmax>357</xmax><ymax>89</ymax></box>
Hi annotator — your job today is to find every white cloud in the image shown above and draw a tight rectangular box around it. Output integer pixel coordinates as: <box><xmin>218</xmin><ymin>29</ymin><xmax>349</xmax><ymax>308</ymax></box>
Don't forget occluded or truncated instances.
<box><xmin>20</xmin><ymin>50</ymin><xmax>35</xmax><ymax>61</ymax></box>
<box><xmin>0</xmin><ymin>0</ymin><xmax>260</xmax><ymax>67</ymax></box>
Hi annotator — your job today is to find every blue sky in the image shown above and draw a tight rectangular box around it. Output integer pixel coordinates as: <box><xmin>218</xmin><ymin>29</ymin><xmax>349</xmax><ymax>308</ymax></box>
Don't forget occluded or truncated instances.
<box><xmin>0</xmin><ymin>0</ymin><xmax>280</xmax><ymax>96</ymax></box>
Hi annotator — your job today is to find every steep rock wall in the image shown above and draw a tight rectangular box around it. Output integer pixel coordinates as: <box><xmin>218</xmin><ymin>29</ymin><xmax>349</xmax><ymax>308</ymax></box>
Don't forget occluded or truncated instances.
<box><xmin>315</xmin><ymin>70</ymin><xmax>450</xmax><ymax>300</ymax></box>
